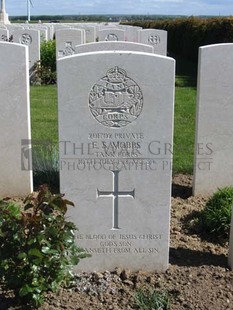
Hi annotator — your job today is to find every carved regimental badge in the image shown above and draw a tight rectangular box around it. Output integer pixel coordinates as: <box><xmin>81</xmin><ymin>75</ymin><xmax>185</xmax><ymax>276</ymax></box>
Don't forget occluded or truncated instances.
<box><xmin>19</xmin><ymin>34</ymin><xmax>32</xmax><ymax>45</ymax></box>
<box><xmin>89</xmin><ymin>66</ymin><xmax>143</xmax><ymax>128</ymax></box>
<box><xmin>105</xmin><ymin>33</ymin><xmax>118</xmax><ymax>41</ymax></box>
<box><xmin>148</xmin><ymin>34</ymin><xmax>160</xmax><ymax>45</ymax></box>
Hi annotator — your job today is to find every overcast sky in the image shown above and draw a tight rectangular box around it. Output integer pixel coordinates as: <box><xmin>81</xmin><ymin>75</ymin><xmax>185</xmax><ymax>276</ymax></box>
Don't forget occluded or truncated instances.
<box><xmin>5</xmin><ymin>0</ymin><xmax>233</xmax><ymax>16</ymax></box>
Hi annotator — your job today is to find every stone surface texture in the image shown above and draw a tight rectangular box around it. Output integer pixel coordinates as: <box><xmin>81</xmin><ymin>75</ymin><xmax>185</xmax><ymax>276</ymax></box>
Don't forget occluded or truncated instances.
<box><xmin>193</xmin><ymin>44</ymin><xmax>233</xmax><ymax>196</ymax></box>
<box><xmin>0</xmin><ymin>42</ymin><xmax>32</xmax><ymax>196</ymax></box>
<box><xmin>56</xmin><ymin>28</ymin><xmax>85</xmax><ymax>59</ymax></box>
<box><xmin>98</xmin><ymin>28</ymin><xmax>125</xmax><ymax>41</ymax></box>
<box><xmin>12</xmin><ymin>29</ymin><xmax>40</xmax><ymax>70</ymax></box>
<box><xmin>58</xmin><ymin>51</ymin><xmax>175</xmax><ymax>272</ymax></box>
<box><xmin>138</xmin><ymin>29</ymin><xmax>167</xmax><ymax>55</ymax></box>
<box><xmin>75</xmin><ymin>41</ymin><xmax>153</xmax><ymax>53</ymax></box>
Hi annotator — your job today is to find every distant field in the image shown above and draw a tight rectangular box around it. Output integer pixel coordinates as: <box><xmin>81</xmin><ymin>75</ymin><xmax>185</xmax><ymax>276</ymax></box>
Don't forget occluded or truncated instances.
<box><xmin>10</xmin><ymin>14</ymin><xmax>189</xmax><ymax>24</ymax></box>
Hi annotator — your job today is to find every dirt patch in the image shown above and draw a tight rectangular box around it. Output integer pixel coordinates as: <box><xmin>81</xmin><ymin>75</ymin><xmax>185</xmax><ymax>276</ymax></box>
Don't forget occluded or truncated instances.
<box><xmin>0</xmin><ymin>174</ymin><xmax>232</xmax><ymax>310</ymax></box>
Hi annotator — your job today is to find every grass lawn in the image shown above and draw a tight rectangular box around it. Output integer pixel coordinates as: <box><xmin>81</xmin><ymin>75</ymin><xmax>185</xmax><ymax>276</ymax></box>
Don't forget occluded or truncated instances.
<box><xmin>173</xmin><ymin>87</ymin><xmax>196</xmax><ymax>174</ymax></box>
<box><xmin>30</xmin><ymin>85</ymin><xmax>58</xmax><ymax>144</ymax></box>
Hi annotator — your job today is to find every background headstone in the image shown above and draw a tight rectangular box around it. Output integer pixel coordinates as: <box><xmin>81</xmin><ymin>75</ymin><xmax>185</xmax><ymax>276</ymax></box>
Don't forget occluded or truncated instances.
<box><xmin>56</xmin><ymin>28</ymin><xmax>85</xmax><ymax>59</ymax></box>
<box><xmin>58</xmin><ymin>51</ymin><xmax>175</xmax><ymax>272</ymax></box>
<box><xmin>138</xmin><ymin>29</ymin><xmax>167</xmax><ymax>55</ymax></box>
<box><xmin>82</xmin><ymin>25</ymin><xmax>96</xmax><ymax>43</ymax></box>
<box><xmin>46</xmin><ymin>24</ymin><xmax>55</xmax><ymax>40</ymax></box>
<box><xmin>193</xmin><ymin>44</ymin><xmax>233</xmax><ymax>196</ymax></box>
<box><xmin>0</xmin><ymin>27</ymin><xmax>8</xmax><ymax>41</ymax></box>
<box><xmin>6</xmin><ymin>24</ymin><xmax>23</xmax><ymax>37</ymax></box>
<box><xmin>31</xmin><ymin>26</ymin><xmax>48</xmax><ymax>42</ymax></box>
<box><xmin>75</xmin><ymin>41</ymin><xmax>154</xmax><ymax>54</ymax></box>
<box><xmin>98</xmin><ymin>28</ymin><xmax>125</xmax><ymax>42</ymax></box>
<box><xmin>12</xmin><ymin>29</ymin><xmax>40</xmax><ymax>71</ymax></box>
<box><xmin>0</xmin><ymin>42</ymin><xmax>32</xmax><ymax>196</ymax></box>
<box><xmin>119</xmin><ymin>25</ymin><xmax>142</xmax><ymax>42</ymax></box>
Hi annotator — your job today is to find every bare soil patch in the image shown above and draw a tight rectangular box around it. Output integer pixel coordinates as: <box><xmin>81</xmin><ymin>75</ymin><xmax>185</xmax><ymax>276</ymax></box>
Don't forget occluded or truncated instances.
<box><xmin>0</xmin><ymin>174</ymin><xmax>232</xmax><ymax>310</ymax></box>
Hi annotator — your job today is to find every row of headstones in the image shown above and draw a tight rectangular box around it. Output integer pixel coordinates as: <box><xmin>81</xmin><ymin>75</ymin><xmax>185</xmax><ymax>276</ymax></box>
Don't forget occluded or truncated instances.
<box><xmin>0</xmin><ymin>27</ymin><xmax>40</xmax><ymax>71</ymax></box>
<box><xmin>0</xmin><ymin>40</ymin><xmax>232</xmax><ymax>271</ymax></box>
<box><xmin>55</xmin><ymin>27</ymin><xmax>167</xmax><ymax>57</ymax></box>
<box><xmin>0</xmin><ymin>22</ymin><xmax>166</xmax><ymax>45</ymax></box>
<box><xmin>0</xmin><ymin>23</ymin><xmax>167</xmax><ymax>69</ymax></box>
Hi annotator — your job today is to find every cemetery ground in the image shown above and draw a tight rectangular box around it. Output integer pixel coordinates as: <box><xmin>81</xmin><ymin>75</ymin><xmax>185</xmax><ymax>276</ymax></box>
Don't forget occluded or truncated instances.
<box><xmin>0</xmin><ymin>58</ymin><xmax>232</xmax><ymax>309</ymax></box>
<box><xmin>1</xmin><ymin>174</ymin><xmax>232</xmax><ymax>309</ymax></box>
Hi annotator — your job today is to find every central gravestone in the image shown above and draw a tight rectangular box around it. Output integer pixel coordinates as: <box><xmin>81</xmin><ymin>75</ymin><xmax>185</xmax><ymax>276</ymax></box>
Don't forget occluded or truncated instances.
<box><xmin>58</xmin><ymin>51</ymin><xmax>175</xmax><ymax>271</ymax></box>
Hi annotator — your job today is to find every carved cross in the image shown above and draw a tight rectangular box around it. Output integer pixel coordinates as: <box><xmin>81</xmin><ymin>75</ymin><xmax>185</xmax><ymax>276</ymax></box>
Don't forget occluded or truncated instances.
<box><xmin>97</xmin><ymin>170</ymin><xmax>135</xmax><ymax>230</ymax></box>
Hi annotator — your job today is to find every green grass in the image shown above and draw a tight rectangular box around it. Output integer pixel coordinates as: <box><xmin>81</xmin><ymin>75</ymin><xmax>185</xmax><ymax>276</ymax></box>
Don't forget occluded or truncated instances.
<box><xmin>30</xmin><ymin>57</ymin><xmax>197</xmax><ymax>176</ymax></box>
<box><xmin>135</xmin><ymin>288</ymin><xmax>170</xmax><ymax>310</ymax></box>
<box><xmin>30</xmin><ymin>85</ymin><xmax>59</xmax><ymax>191</ymax></box>
<box><xmin>173</xmin><ymin>87</ymin><xmax>196</xmax><ymax>174</ymax></box>
<box><xmin>200</xmin><ymin>187</ymin><xmax>233</xmax><ymax>239</ymax></box>
<box><xmin>30</xmin><ymin>85</ymin><xmax>58</xmax><ymax>144</ymax></box>
<box><xmin>173</xmin><ymin>55</ymin><xmax>197</xmax><ymax>174</ymax></box>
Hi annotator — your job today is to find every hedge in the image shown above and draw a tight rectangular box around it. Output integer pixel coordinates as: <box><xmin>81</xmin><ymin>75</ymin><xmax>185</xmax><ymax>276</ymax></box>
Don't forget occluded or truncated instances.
<box><xmin>122</xmin><ymin>17</ymin><xmax>233</xmax><ymax>61</ymax></box>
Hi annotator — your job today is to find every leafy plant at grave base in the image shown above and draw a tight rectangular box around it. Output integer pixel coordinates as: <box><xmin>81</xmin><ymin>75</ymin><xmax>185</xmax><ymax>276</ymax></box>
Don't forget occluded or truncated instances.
<box><xmin>35</xmin><ymin>62</ymin><xmax>57</xmax><ymax>85</ymax></box>
<box><xmin>0</xmin><ymin>185</ymin><xmax>89</xmax><ymax>307</ymax></box>
<box><xmin>200</xmin><ymin>187</ymin><xmax>233</xmax><ymax>238</ymax></box>
<box><xmin>40</xmin><ymin>40</ymin><xmax>56</xmax><ymax>71</ymax></box>
<box><xmin>32</xmin><ymin>144</ymin><xmax>59</xmax><ymax>192</ymax></box>
<box><xmin>38</xmin><ymin>40</ymin><xmax>57</xmax><ymax>84</ymax></box>
<box><xmin>135</xmin><ymin>288</ymin><xmax>170</xmax><ymax>310</ymax></box>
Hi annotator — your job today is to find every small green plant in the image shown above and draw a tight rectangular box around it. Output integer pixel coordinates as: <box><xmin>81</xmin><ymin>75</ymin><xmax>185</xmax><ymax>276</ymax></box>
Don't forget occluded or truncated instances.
<box><xmin>200</xmin><ymin>187</ymin><xmax>233</xmax><ymax>238</ymax></box>
<box><xmin>0</xmin><ymin>185</ymin><xmax>88</xmax><ymax>307</ymax></box>
<box><xmin>36</xmin><ymin>63</ymin><xmax>57</xmax><ymax>85</ymax></box>
<box><xmin>32</xmin><ymin>143</ymin><xmax>59</xmax><ymax>192</ymax></box>
<box><xmin>135</xmin><ymin>288</ymin><xmax>170</xmax><ymax>310</ymax></box>
<box><xmin>39</xmin><ymin>40</ymin><xmax>56</xmax><ymax>84</ymax></box>
<box><xmin>40</xmin><ymin>40</ymin><xmax>56</xmax><ymax>72</ymax></box>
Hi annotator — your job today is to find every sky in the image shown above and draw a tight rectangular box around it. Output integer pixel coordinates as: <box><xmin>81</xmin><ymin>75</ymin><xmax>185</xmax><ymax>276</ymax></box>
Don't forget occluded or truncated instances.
<box><xmin>4</xmin><ymin>0</ymin><xmax>233</xmax><ymax>17</ymax></box>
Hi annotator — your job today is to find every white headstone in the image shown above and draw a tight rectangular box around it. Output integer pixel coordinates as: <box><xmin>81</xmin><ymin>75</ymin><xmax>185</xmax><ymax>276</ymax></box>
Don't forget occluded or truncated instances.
<box><xmin>12</xmin><ymin>29</ymin><xmax>40</xmax><ymax>70</ymax></box>
<box><xmin>75</xmin><ymin>41</ymin><xmax>154</xmax><ymax>54</ymax></box>
<box><xmin>138</xmin><ymin>29</ymin><xmax>167</xmax><ymax>56</ymax></box>
<box><xmin>31</xmin><ymin>26</ymin><xmax>48</xmax><ymax>42</ymax></box>
<box><xmin>228</xmin><ymin>207</ymin><xmax>233</xmax><ymax>269</ymax></box>
<box><xmin>56</xmin><ymin>28</ymin><xmax>85</xmax><ymax>59</ymax></box>
<box><xmin>83</xmin><ymin>26</ymin><xmax>96</xmax><ymax>43</ymax></box>
<box><xmin>0</xmin><ymin>27</ymin><xmax>8</xmax><ymax>41</ymax></box>
<box><xmin>98</xmin><ymin>28</ymin><xmax>125</xmax><ymax>42</ymax></box>
<box><xmin>53</xmin><ymin>24</ymin><xmax>70</xmax><ymax>31</ymax></box>
<box><xmin>6</xmin><ymin>25</ymin><xmax>24</xmax><ymax>37</ymax></box>
<box><xmin>119</xmin><ymin>25</ymin><xmax>142</xmax><ymax>42</ymax></box>
<box><xmin>46</xmin><ymin>24</ymin><xmax>55</xmax><ymax>40</ymax></box>
<box><xmin>57</xmin><ymin>51</ymin><xmax>175</xmax><ymax>272</ymax></box>
<box><xmin>193</xmin><ymin>44</ymin><xmax>233</xmax><ymax>196</ymax></box>
<box><xmin>0</xmin><ymin>42</ymin><xmax>32</xmax><ymax>196</ymax></box>
<box><xmin>97</xmin><ymin>23</ymin><xmax>119</xmax><ymax>31</ymax></box>
<box><xmin>72</xmin><ymin>25</ymin><xmax>97</xmax><ymax>43</ymax></box>
<box><xmin>39</xmin><ymin>28</ymin><xmax>48</xmax><ymax>42</ymax></box>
